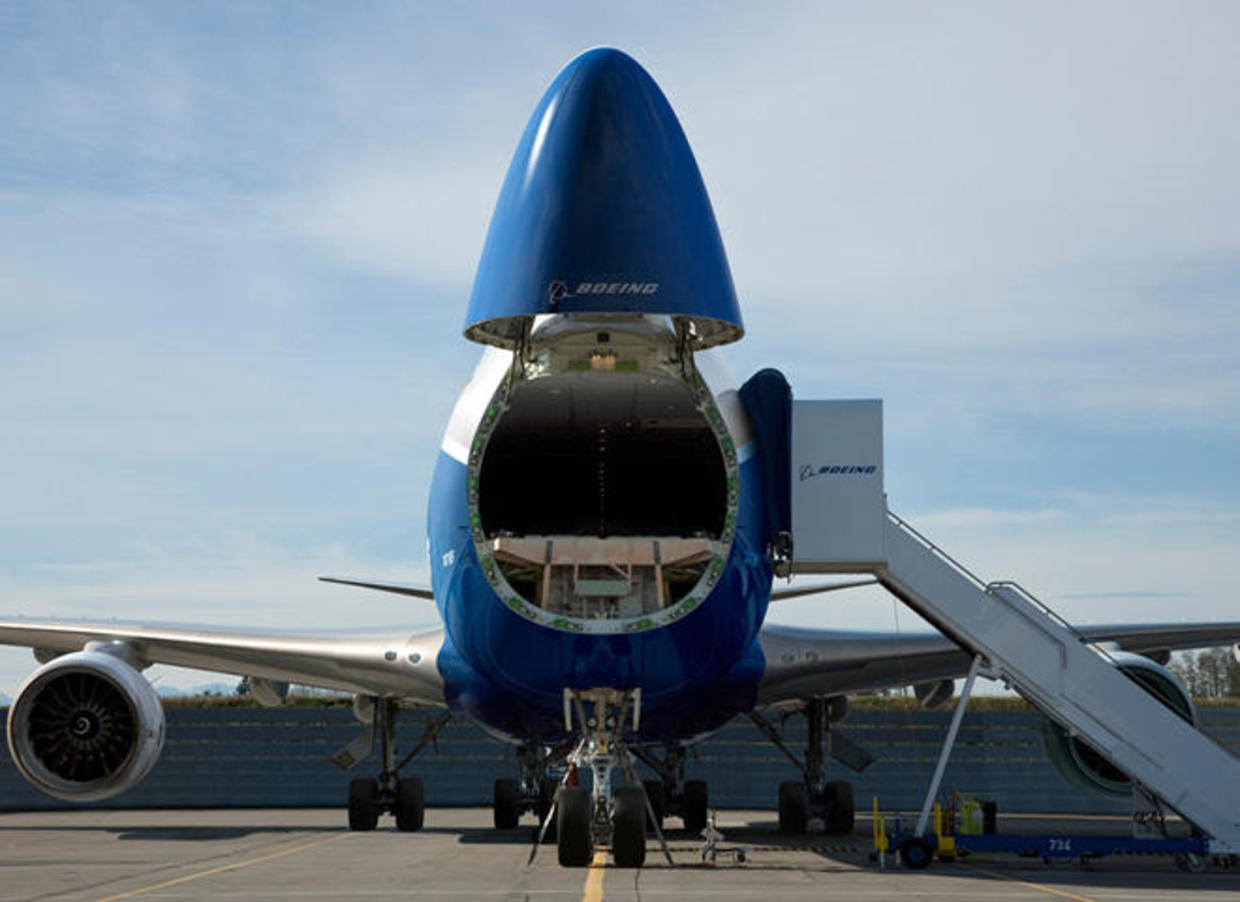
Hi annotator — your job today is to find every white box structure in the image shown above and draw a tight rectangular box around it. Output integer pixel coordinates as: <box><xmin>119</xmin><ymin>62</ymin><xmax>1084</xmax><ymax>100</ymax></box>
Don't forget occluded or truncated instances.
<box><xmin>790</xmin><ymin>400</ymin><xmax>885</xmax><ymax>572</ymax></box>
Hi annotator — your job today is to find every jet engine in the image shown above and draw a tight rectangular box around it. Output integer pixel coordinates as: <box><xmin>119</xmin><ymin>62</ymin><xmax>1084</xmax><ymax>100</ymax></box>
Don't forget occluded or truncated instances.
<box><xmin>6</xmin><ymin>650</ymin><xmax>165</xmax><ymax>801</ymax></box>
<box><xmin>1042</xmin><ymin>650</ymin><xmax>1194</xmax><ymax>797</ymax></box>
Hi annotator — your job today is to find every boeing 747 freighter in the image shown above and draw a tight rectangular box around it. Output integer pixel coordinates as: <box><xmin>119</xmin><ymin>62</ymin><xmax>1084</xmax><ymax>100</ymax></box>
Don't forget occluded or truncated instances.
<box><xmin>4</xmin><ymin>49</ymin><xmax>1238</xmax><ymax>868</ymax></box>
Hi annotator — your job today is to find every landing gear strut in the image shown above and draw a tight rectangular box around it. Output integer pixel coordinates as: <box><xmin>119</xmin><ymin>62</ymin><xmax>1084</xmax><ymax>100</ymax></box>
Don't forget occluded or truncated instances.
<box><xmin>342</xmin><ymin>697</ymin><xmax>450</xmax><ymax>832</ymax></box>
<box><xmin>750</xmin><ymin>697</ymin><xmax>863</xmax><ymax>835</ymax></box>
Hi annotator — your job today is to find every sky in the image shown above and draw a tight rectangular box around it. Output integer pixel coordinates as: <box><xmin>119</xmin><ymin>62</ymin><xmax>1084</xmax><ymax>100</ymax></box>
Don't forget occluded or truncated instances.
<box><xmin>2</xmin><ymin>1</ymin><xmax>1238</xmax><ymax>696</ymax></box>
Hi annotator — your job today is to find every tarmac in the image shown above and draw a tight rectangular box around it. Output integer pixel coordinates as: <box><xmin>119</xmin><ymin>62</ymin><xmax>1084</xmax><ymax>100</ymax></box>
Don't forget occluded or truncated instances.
<box><xmin>2</xmin><ymin>808</ymin><xmax>1239</xmax><ymax>902</ymax></box>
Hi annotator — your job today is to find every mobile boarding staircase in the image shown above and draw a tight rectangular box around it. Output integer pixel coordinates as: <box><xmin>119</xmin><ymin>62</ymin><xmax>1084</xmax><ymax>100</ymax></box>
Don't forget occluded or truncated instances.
<box><xmin>787</xmin><ymin>400</ymin><xmax>1240</xmax><ymax>857</ymax></box>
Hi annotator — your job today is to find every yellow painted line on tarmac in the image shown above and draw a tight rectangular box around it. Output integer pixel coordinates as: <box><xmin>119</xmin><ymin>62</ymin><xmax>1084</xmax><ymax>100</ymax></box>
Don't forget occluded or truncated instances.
<box><xmin>963</xmin><ymin>864</ymin><xmax>1098</xmax><ymax>902</ymax></box>
<box><xmin>581</xmin><ymin>849</ymin><xmax>608</xmax><ymax>902</ymax></box>
<box><xmin>94</xmin><ymin>832</ymin><xmax>353</xmax><ymax>902</ymax></box>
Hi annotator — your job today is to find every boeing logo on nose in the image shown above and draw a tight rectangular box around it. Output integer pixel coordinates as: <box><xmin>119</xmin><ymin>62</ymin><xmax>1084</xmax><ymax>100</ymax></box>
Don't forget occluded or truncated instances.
<box><xmin>548</xmin><ymin>280</ymin><xmax>660</xmax><ymax>307</ymax></box>
<box><xmin>575</xmin><ymin>281</ymin><xmax>659</xmax><ymax>295</ymax></box>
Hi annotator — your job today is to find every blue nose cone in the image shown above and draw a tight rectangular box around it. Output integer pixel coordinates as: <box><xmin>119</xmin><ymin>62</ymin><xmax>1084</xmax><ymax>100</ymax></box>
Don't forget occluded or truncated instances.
<box><xmin>465</xmin><ymin>48</ymin><xmax>743</xmax><ymax>349</ymax></box>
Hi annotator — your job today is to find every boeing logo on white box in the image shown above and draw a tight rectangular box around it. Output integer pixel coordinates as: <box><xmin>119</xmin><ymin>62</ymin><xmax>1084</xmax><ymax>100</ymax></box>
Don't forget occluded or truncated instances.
<box><xmin>799</xmin><ymin>464</ymin><xmax>878</xmax><ymax>481</ymax></box>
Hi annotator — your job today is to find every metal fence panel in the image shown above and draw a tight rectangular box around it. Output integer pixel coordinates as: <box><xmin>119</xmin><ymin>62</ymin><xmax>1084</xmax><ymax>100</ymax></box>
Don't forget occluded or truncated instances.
<box><xmin>1</xmin><ymin>706</ymin><xmax>1235</xmax><ymax>814</ymax></box>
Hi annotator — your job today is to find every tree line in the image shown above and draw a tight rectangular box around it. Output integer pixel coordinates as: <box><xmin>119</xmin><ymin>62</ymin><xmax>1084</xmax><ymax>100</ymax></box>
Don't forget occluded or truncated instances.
<box><xmin>1168</xmin><ymin>646</ymin><xmax>1240</xmax><ymax>699</ymax></box>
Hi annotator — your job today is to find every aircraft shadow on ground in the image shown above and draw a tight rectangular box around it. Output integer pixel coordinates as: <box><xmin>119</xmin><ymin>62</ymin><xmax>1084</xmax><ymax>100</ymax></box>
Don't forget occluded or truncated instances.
<box><xmin>108</xmin><ymin>825</ymin><xmax>344</xmax><ymax>841</ymax></box>
<box><xmin>0</xmin><ymin>824</ymin><xmax>342</xmax><ymax>841</ymax></box>
<box><xmin>451</xmin><ymin>826</ymin><xmax>714</xmax><ymax>846</ymax></box>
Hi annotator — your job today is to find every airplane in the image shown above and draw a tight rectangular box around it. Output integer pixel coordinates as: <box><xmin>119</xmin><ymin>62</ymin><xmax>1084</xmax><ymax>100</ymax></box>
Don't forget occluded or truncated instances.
<box><xmin>3</xmin><ymin>47</ymin><xmax>1239</xmax><ymax>869</ymax></box>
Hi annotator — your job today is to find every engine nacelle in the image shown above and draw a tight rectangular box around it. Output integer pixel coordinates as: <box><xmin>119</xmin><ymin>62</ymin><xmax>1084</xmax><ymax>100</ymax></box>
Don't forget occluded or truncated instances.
<box><xmin>7</xmin><ymin>650</ymin><xmax>165</xmax><ymax>802</ymax></box>
<box><xmin>1042</xmin><ymin>651</ymin><xmax>1195</xmax><ymax>797</ymax></box>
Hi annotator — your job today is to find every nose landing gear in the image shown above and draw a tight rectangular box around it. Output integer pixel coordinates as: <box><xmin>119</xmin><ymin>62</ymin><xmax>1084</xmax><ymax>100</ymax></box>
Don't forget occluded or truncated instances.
<box><xmin>532</xmin><ymin>689</ymin><xmax>675</xmax><ymax>868</ymax></box>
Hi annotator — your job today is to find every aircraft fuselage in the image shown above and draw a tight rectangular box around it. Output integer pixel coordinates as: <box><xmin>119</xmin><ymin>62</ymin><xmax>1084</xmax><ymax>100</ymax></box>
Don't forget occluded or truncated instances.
<box><xmin>429</xmin><ymin>320</ymin><xmax>772</xmax><ymax>744</ymax></box>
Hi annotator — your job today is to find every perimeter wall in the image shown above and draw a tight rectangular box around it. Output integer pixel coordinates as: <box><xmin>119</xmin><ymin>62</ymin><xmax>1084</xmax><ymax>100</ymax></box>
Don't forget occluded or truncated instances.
<box><xmin>2</xmin><ymin>705</ymin><xmax>1236</xmax><ymax>814</ymax></box>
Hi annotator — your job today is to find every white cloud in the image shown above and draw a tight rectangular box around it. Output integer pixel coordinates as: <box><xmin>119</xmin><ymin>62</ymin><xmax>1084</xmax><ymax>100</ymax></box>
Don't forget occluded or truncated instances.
<box><xmin>263</xmin><ymin>152</ymin><xmax>501</xmax><ymax>288</ymax></box>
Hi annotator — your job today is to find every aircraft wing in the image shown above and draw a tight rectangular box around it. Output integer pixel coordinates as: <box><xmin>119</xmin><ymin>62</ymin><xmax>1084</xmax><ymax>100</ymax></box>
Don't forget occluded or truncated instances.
<box><xmin>756</xmin><ymin>621</ymin><xmax>1240</xmax><ymax>706</ymax></box>
<box><xmin>0</xmin><ymin>618</ymin><xmax>446</xmax><ymax>703</ymax></box>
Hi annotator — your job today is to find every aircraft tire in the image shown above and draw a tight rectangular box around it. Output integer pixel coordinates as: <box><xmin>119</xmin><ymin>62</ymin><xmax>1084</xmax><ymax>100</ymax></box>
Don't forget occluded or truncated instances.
<box><xmin>348</xmin><ymin>778</ymin><xmax>380</xmax><ymax>831</ymax></box>
<box><xmin>493</xmin><ymin>777</ymin><xmax>521</xmax><ymax>829</ymax></box>
<box><xmin>613</xmin><ymin>786</ymin><xmax>648</xmax><ymax>868</ymax></box>
<box><xmin>778</xmin><ymin>781</ymin><xmax>808</xmax><ymax>834</ymax></box>
<box><xmin>394</xmin><ymin>777</ymin><xmax>425</xmax><ymax>832</ymax></box>
<box><xmin>642</xmin><ymin>780</ymin><xmax>665</xmax><ymax>831</ymax></box>
<box><xmin>824</xmin><ymin>780</ymin><xmax>855</xmax><ymax>834</ymax></box>
<box><xmin>682</xmin><ymin>779</ymin><xmax>708</xmax><ymax>834</ymax></box>
<box><xmin>556</xmin><ymin>787</ymin><xmax>592</xmax><ymax>867</ymax></box>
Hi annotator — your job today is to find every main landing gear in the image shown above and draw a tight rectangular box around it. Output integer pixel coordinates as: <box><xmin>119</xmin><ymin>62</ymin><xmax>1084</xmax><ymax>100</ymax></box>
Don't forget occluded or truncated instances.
<box><xmin>750</xmin><ymin>697</ymin><xmax>871</xmax><ymax>835</ymax></box>
<box><xmin>629</xmin><ymin>743</ymin><xmax>709</xmax><ymax>834</ymax></box>
<box><xmin>535</xmin><ymin>689</ymin><xmax>675</xmax><ymax>869</ymax></box>
<box><xmin>492</xmin><ymin>744</ymin><xmax>563</xmax><ymax>833</ymax></box>
<box><xmin>340</xmin><ymin>697</ymin><xmax>450</xmax><ymax>832</ymax></box>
